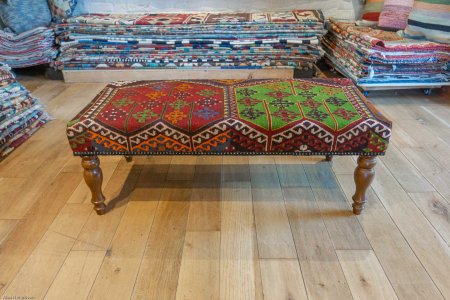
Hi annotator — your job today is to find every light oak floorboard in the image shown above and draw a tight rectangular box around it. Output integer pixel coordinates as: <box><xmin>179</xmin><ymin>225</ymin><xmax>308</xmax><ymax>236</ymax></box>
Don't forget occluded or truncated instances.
<box><xmin>381</xmin><ymin>145</ymin><xmax>435</xmax><ymax>193</ymax></box>
<box><xmin>187</xmin><ymin>156</ymin><xmax>222</xmax><ymax>231</ymax></box>
<box><xmin>370</xmin><ymin>161</ymin><xmax>450</xmax><ymax>298</ymax></box>
<box><xmin>302</xmin><ymin>162</ymin><xmax>371</xmax><ymax>250</ymax></box>
<box><xmin>408</xmin><ymin>192</ymin><xmax>450</xmax><ymax>246</ymax></box>
<box><xmin>131</xmin><ymin>181</ymin><xmax>192</xmax><ymax>300</ymax></box>
<box><xmin>72</xmin><ymin>161</ymin><xmax>142</xmax><ymax>251</ymax></box>
<box><xmin>44</xmin><ymin>250</ymin><xmax>106</xmax><ymax>300</ymax></box>
<box><xmin>167</xmin><ymin>156</ymin><xmax>197</xmax><ymax>181</ymax></box>
<box><xmin>87</xmin><ymin>202</ymin><xmax>157</xmax><ymax>300</ymax></box>
<box><xmin>337</xmin><ymin>174</ymin><xmax>444</xmax><ymax>299</ymax></box>
<box><xmin>336</xmin><ymin>250</ymin><xmax>399</xmax><ymax>300</ymax></box>
<box><xmin>260</xmin><ymin>259</ymin><xmax>308</xmax><ymax>300</ymax></box>
<box><xmin>283</xmin><ymin>186</ymin><xmax>353</xmax><ymax>299</ymax></box>
<box><xmin>249</xmin><ymin>156</ymin><xmax>297</xmax><ymax>259</ymax></box>
<box><xmin>400</xmin><ymin>148</ymin><xmax>450</xmax><ymax>201</ymax></box>
<box><xmin>0</xmin><ymin>220</ymin><xmax>19</xmax><ymax>245</ymax></box>
<box><xmin>2</xmin><ymin>231</ymin><xmax>75</xmax><ymax>300</ymax></box>
<box><xmin>175</xmin><ymin>231</ymin><xmax>220</xmax><ymax>300</ymax></box>
<box><xmin>220</xmin><ymin>181</ymin><xmax>263</xmax><ymax>300</ymax></box>
<box><xmin>0</xmin><ymin>172</ymin><xmax>81</xmax><ymax>296</ymax></box>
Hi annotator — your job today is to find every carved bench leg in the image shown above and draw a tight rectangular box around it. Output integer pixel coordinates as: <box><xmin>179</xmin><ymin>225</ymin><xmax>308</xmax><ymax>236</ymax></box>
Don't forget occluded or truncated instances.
<box><xmin>352</xmin><ymin>156</ymin><xmax>377</xmax><ymax>215</ymax></box>
<box><xmin>125</xmin><ymin>155</ymin><xmax>133</xmax><ymax>162</ymax></box>
<box><xmin>81</xmin><ymin>156</ymin><xmax>106</xmax><ymax>215</ymax></box>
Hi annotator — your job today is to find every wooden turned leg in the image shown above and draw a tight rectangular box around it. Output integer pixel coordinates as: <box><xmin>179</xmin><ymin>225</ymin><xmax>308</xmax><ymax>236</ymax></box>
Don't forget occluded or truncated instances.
<box><xmin>81</xmin><ymin>156</ymin><xmax>106</xmax><ymax>215</ymax></box>
<box><xmin>352</xmin><ymin>156</ymin><xmax>377</xmax><ymax>215</ymax></box>
<box><xmin>125</xmin><ymin>155</ymin><xmax>133</xmax><ymax>162</ymax></box>
<box><xmin>325</xmin><ymin>154</ymin><xmax>333</xmax><ymax>161</ymax></box>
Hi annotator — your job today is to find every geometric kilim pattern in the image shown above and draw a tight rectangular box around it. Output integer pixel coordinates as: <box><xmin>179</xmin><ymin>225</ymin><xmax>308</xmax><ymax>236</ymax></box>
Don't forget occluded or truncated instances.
<box><xmin>67</xmin><ymin>78</ymin><xmax>392</xmax><ymax>156</ymax></box>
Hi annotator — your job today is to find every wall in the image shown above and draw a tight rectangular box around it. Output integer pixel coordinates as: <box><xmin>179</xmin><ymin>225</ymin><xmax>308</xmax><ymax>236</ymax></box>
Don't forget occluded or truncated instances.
<box><xmin>75</xmin><ymin>0</ymin><xmax>363</xmax><ymax>20</ymax></box>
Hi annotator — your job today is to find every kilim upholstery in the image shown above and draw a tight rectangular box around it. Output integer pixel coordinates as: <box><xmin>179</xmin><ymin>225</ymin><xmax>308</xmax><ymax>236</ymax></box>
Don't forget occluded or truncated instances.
<box><xmin>67</xmin><ymin>78</ymin><xmax>391</xmax><ymax>216</ymax></box>
<box><xmin>67</xmin><ymin>78</ymin><xmax>391</xmax><ymax>156</ymax></box>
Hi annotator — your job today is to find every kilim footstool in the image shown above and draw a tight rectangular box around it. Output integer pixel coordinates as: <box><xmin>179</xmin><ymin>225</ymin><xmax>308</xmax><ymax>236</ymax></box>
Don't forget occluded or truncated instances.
<box><xmin>66</xmin><ymin>78</ymin><xmax>392</xmax><ymax>215</ymax></box>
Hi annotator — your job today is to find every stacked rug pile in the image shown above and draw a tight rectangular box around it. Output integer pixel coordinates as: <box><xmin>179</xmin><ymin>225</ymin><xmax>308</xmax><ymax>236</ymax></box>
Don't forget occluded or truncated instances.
<box><xmin>0</xmin><ymin>63</ymin><xmax>50</xmax><ymax>158</ymax></box>
<box><xmin>0</xmin><ymin>27</ymin><xmax>58</xmax><ymax>68</ymax></box>
<box><xmin>322</xmin><ymin>19</ymin><xmax>450</xmax><ymax>89</ymax></box>
<box><xmin>53</xmin><ymin>10</ymin><xmax>326</xmax><ymax>71</ymax></box>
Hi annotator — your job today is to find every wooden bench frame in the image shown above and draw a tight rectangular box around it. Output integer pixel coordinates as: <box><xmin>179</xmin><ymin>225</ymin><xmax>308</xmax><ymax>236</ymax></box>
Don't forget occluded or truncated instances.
<box><xmin>80</xmin><ymin>154</ymin><xmax>377</xmax><ymax>216</ymax></box>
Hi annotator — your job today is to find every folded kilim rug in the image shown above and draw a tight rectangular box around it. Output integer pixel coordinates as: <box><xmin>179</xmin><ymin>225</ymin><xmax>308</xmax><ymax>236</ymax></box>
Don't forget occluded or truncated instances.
<box><xmin>0</xmin><ymin>63</ymin><xmax>50</xmax><ymax>159</ymax></box>
<box><xmin>322</xmin><ymin>18</ymin><xmax>450</xmax><ymax>87</ymax></box>
<box><xmin>0</xmin><ymin>27</ymin><xmax>58</xmax><ymax>68</ymax></box>
<box><xmin>54</xmin><ymin>10</ymin><xmax>325</xmax><ymax>71</ymax></box>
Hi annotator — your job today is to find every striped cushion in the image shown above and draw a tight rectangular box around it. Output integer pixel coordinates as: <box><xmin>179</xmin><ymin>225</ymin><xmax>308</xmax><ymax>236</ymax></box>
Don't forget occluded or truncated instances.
<box><xmin>361</xmin><ymin>0</ymin><xmax>385</xmax><ymax>23</ymax></box>
<box><xmin>378</xmin><ymin>0</ymin><xmax>414</xmax><ymax>30</ymax></box>
<box><xmin>404</xmin><ymin>0</ymin><xmax>450</xmax><ymax>44</ymax></box>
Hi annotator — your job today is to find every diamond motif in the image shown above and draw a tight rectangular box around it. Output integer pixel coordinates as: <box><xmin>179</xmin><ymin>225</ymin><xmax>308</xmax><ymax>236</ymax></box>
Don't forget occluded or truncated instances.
<box><xmin>112</xmin><ymin>97</ymin><xmax>133</xmax><ymax>108</ymax></box>
<box><xmin>270</xmin><ymin>98</ymin><xmax>294</xmax><ymax>109</ymax></box>
<box><xmin>333</xmin><ymin>108</ymin><xmax>358</xmax><ymax>120</ymax></box>
<box><xmin>326</xmin><ymin>96</ymin><xmax>347</xmax><ymax>107</ymax></box>
<box><xmin>302</xmin><ymin>98</ymin><xmax>322</xmax><ymax>109</ymax></box>
<box><xmin>306</xmin><ymin>109</ymin><xmax>328</xmax><ymax>122</ymax></box>
<box><xmin>263</xmin><ymin>83</ymin><xmax>286</xmax><ymax>91</ymax></box>
<box><xmin>101</xmin><ymin>107</ymin><xmax>127</xmax><ymax>121</ymax></box>
<box><xmin>195</xmin><ymin>98</ymin><xmax>221</xmax><ymax>107</ymax></box>
<box><xmin>170</xmin><ymin>99</ymin><xmax>189</xmax><ymax>110</ymax></box>
<box><xmin>151</xmin><ymin>83</ymin><xmax>169</xmax><ymax>91</ymax></box>
<box><xmin>133</xmin><ymin>109</ymin><xmax>157</xmax><ymax>123</ymax></box>
<box><xmin>197</xmin><ymin>89</ymin><xmax>219</xmax><ymax>98</ymax></box>
<box><xmin>298</xmin><ymin>91</ymin><xmax>317</xmax><ymax>98</ymax></box>
<box><xmin>140</xmin><ymin>100</ymin><xmax>162</xmax><ymax>110</ymax></box>
<box><xmin>320</xmin><ymin>86</ymin><xmax>340</xmax><ymax>96</ymax></box>
<box><xmin>146</xmin><ymin>91</ymin><xmax>166</xmax><ymax>100</ymax></box>
<box><xmin>175</xmin><ymin>83</ymin><xmax>194</xmax><ymax>91</ymax></box>
<box><xmin>173</xmin><ymin>91</ymin><xmax>191</xmax><ymax>99</ymax></box>
<box><xmin>266</xmin><ymin>91</ymin><xmax>291</xmax><ymax>99</ymax></box>
<box><xmin>166</xmin><ymin>110</ymin><xmax>187</xmax><ymax>124</ymax></box>
<box><xmin>294</xmin><ymin>81</ymin><xmax>316</xmax><ymax>90</ymax></box>
<box><xmin>241</xmin><ymin>108</ymin><xmax>265</xmax><ymax>120</ymax></box>
<box><xmin>272</xmin><ymin>109</ymin><xmax>299</xmax><ymax>122</ymax></box>
<box><xmin>237</xmin><ymin>88</ymin><xmax>258</xmax><ymax>97</ymax></box>
<box><xmin>195</xmin><ymin>107</ymin><xmax>220</xmax><ymax>120</ymax></box>
<box><xmin>238</xmin><ymin>97</ymin><xmax>262</xmax><ymax>106</ymax></box>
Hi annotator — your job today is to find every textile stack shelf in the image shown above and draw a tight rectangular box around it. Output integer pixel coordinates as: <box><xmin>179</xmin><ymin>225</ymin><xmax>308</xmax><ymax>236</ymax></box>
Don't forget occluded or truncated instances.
<box><xmin>0</xmin><ymin>63</ymin><xmax>50</xmax><ymax>158</ymax></box>
<box><xmin>322</xmin><ymin>18</ymin><xmax>450</xmax><ymax>94</ymax></box>
<box><xmin>0</xmin><ymin>27</ymin><xmax>57</xmax><ymax>69</ymax></box>
<box><xmin>53</xmin><ymin>10</ymin><xmax>326</xmax><ymax>82</ymax></box>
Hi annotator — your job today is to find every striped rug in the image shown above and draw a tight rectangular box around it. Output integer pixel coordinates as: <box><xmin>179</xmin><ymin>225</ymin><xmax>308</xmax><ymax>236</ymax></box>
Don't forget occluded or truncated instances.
<box><xmin>404</xmin><ymin>0</ymin><xmax>450</xmax><ymax>44</ymax></box>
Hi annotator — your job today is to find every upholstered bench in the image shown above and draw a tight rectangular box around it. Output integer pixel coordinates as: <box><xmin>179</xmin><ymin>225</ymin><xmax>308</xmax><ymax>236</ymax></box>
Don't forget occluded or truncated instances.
<box><xmin>67</xmin><ymin>78</ymin><xmax>391</xmax><ymax>215</ymax></box>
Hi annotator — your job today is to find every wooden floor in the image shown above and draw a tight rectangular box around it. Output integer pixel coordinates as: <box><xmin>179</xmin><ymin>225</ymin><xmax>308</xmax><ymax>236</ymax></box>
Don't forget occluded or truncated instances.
<box><xmin>0</xmin><ymin>75</ymin><xmax>449</xmax><ymax>300</ymax></box>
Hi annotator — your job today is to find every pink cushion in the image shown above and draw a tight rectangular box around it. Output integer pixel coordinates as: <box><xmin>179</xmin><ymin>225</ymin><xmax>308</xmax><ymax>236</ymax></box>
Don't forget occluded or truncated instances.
<box><xmin>378</xmin><ymin>0</ymin><xmax>414</xmax><ymax>30</ymax></box>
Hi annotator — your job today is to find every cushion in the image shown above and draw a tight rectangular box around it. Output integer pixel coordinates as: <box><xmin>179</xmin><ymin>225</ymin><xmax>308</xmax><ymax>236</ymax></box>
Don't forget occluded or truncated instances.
<box><xmin>361</xmin><ymin>0</ymin><xmax>385</xmax><ymax>24</ymax></box>
<box><xmin>67</xmin><ymin>79</ymin><xmax>392</xmax><ymax>156</ymax></box>
<box><xmin>404</xmin><ymin>0</ymin><xmax>450</xmax><ymax>44</ymax></box>
<box><xmin>47</xmin><ymin>0</ymin><xmax>78</xmax><ymax>21</ymax></box>
<box><xmin>378</xmin><ymin>0</ymin><xmax>414</xmax><ymax>30</ymax></box>
<box><xmin>0</xmin><ymin>0</ymin><xmax>51</xmax><ymax>34</ymax></box>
